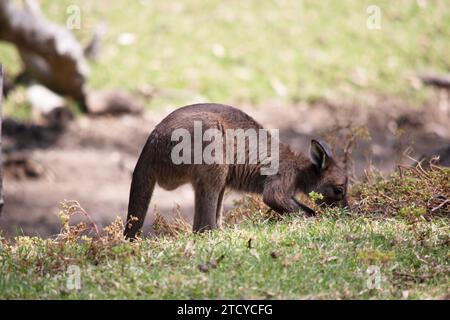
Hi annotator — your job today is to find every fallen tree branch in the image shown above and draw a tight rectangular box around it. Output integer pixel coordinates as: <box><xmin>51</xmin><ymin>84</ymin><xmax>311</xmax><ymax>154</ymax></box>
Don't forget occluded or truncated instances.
<box><xmin>418</xmin><ymin>72</ymin><xmax>450</xmax><ymax>90</ymax></box>
<box><xmin>0</xmin><ymin>0</ymin><xmax>89</xmax><ymax>108</ymax></box>
<box><xmin>26</xmin><ymin>84</ymin><xmax>74</xmax><ymax>128</ymax></box>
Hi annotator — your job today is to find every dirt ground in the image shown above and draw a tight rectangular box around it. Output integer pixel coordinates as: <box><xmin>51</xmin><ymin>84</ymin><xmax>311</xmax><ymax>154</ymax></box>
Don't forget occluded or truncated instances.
<box><xmin>1</xmin><ymin>99</ymin><xmax>449</xmax><ymax>238</ymax></box>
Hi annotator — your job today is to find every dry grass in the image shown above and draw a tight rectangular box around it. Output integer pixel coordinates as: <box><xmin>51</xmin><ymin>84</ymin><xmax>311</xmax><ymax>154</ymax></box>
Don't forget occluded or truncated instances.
<box><xmin>352</xmin><ymin>161</ymin><xmax>449</xmax><ymax>219</ymax></box>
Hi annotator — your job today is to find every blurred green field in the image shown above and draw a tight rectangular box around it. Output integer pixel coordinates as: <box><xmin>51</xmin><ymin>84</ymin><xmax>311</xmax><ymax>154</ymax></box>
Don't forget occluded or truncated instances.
<box><xmin>1</xmin><ymin>0</ymin><xmax>449</xmax><ymax>114</ymax></box>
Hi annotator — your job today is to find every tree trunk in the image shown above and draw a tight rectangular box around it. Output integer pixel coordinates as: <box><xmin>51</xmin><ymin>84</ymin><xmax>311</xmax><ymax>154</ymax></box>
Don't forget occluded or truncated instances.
<box><xmin>0</xmin><ymin>64</ymin><xmax>4</xmax><ymax>215</ymax></box>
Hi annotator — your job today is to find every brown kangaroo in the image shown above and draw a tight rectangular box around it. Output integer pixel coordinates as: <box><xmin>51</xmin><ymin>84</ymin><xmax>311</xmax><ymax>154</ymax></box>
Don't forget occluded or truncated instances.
<box><xmin>124</xmin><ymin>103</ymin><xmax>348</xmax><ymax>239</ymax></box>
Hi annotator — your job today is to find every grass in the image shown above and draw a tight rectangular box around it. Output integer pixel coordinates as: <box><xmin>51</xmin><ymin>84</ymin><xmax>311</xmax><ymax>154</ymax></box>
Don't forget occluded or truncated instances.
<box><xmin>0</xmin><ymin>166</ymin><xmax>448</xmax><ymax>299</ymax></box>
<box><xmin>0</xmin><ymin>213</ymin><xmax>448</xmax><ymax>299</ymax></box>
<box><xmin>1</xmin><ymin>0</ymin><xmax>450</xmax><ymax>118</ymax></box>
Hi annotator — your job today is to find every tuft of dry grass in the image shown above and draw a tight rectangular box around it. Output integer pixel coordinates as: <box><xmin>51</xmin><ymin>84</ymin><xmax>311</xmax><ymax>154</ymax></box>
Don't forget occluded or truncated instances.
<box><xmin>152</xmin><ymin>210</ymin><xmax>191</xmax><ymax>237</ymax></box>
<box><xmin>351</xmin><ymin>162</ymin><xmax>449</xmax><ymax>220</ymax></box>
<box><xmin>224</xmin><ymin>195</ymin><xmax>280</xmax><ymax>225</ymax></box>
<box><xmin>52</xmin><ymin>201</ymin><xmax>144</xmax><ymax>266</ymax></box>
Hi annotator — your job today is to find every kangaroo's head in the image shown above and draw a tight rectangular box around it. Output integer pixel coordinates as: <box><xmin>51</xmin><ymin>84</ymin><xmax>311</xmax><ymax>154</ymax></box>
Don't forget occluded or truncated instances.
<box><xmin>308</xmin><ymin>139</ymin><xmax>348</xmax><ymax>208</ymax></box>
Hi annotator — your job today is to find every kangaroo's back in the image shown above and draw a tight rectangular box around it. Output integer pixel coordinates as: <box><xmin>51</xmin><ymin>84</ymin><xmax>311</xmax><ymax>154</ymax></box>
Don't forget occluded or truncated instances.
<box><xmin>158</xmin><ymin>103</ymin><xmax>264</xmax><ymax>132</ymax></box>
<box><xmin>147</xmin><ymin>103</ymin><xmax>269</xmax><ymax>181</ymax></box>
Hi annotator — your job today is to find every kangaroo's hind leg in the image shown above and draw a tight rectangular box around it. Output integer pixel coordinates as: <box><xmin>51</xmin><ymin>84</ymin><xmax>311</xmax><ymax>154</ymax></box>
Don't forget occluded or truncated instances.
<box><xmin>193</xmin><ymin>182</ymin><xmax>222</xmax><ymax>233</ymax></box>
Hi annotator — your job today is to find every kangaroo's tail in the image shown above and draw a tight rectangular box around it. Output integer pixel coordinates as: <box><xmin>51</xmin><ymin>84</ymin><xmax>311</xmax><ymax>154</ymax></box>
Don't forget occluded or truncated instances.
<box><xmin>124</xmin><ymin>150</ymin><xmax>155</xmax><ymax>240</ymax></box>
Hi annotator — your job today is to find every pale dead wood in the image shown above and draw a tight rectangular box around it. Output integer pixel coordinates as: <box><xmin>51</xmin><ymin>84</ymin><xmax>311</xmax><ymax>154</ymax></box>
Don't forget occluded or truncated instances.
<box><xmin>0</xmin><ymin>0</ymin><xmax>89</xmax><ymax>107</ymax></box>
<box><xmin>26</xmin><ymin>84</ymin><xmax>74</xmax><ymax>128</ymax></box>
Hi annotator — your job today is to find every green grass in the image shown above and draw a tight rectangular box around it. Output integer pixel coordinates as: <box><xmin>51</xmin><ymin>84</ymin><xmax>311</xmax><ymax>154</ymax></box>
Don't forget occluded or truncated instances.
<box><xmin>1</xmin><ymin>165</ymin><xmax>447</xmax><ymax>300</ymax></box>
<box><xmin>0</xmin><ymin>213</ymin><xmax>448</xmax><ymax>299</ymax></box>
<box><xmin>1</xmin><ymin>0</ymin><xmax>449</xmax><ymax>117</ymax></box>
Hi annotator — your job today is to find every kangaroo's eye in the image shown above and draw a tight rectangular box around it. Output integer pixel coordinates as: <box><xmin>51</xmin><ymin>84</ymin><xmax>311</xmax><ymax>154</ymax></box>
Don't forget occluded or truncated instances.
<box><xmin>333</xmin><ymin>186</ymin><xmax>344</xmax><ymax>195</ymax></box>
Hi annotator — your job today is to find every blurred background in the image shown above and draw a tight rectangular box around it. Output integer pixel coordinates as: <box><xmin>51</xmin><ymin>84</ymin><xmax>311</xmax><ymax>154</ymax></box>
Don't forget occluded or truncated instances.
<box><xmin>0</xmin><ymin>0</ymin><xmax>449</xmax><ymax>237</ymax></box>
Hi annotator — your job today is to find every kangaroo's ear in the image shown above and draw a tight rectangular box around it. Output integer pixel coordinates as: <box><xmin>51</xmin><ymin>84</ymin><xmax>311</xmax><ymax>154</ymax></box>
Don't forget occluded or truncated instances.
<box><xmin>309</xmin><ymin>139</ymin><xmax>332</xmax><ymax>170</ymax></box>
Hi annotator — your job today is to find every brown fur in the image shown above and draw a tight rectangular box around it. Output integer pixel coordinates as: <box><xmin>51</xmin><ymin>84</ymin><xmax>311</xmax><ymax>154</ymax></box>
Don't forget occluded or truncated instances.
<box><xmin>124</xmin><ymin>103</ymin><xmax>347</xmax><ymax>239</ymax></box>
